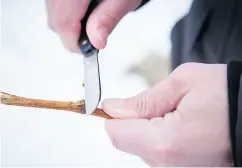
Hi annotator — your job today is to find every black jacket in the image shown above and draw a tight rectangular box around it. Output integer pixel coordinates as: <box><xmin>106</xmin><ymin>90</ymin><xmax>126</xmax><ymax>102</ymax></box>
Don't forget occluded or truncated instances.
<box><xmin>140</xmin><ymin>0</ymin><xmax>242</xmax><ymax>166</ymax></box>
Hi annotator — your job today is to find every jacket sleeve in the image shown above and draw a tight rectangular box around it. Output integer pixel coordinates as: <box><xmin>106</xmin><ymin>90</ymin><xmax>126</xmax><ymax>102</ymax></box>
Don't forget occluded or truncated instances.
<box><xmin>135</xmin><ymin>0</ymin><xmax>150</xmax><ymax>10</ymax></box>
<box><xmin>139</xmin><ymin>0</ymin><xmax>150</xmax><ymax>7</ymax></box>
<box><xmin>236</xmin><ymin>75</ymin><xmax>242</xmax><ymax>166</ymax></box>
<box><xmin>227</xmin><ymin>61</ymin><xmax>242</xmax><ymax>166</ymax></box>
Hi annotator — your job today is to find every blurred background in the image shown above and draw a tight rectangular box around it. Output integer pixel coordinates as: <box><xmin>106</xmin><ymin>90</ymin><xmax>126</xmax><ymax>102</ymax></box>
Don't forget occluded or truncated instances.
<box><xmin>1</xmin><ymin>0</ymin><xmax>192</xmax><ymax>167</ymax></box>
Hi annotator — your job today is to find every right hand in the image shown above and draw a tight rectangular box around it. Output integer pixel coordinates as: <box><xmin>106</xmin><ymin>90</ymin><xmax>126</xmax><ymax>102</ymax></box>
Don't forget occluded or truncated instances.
<box><xmin>45</xmin><ymin>0</ymin><xmax>143</xmax><ymax>52</ymax></box>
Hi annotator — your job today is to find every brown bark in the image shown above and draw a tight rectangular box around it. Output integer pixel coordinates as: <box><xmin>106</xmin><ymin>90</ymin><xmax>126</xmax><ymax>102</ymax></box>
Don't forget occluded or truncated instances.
<box><xmin>1</xmin><ymin>92</ymin><xmax>112</xmax><ymax>119</ymax></box>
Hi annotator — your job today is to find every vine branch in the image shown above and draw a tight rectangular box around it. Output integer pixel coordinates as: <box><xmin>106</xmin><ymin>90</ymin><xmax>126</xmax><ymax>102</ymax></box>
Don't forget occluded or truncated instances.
<box><xmin>1</xmin><ymin>92</ymin><xmax>112</xmax><ymax>119</ymax></box>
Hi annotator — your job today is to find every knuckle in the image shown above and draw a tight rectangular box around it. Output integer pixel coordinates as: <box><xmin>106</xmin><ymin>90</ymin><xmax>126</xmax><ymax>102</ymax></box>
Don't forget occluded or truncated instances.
<box><xmin>131</xmin><ymin>91</ymin><xmax>150</xmax><ymax>118</ymax></box>
<box><xmin>168</xmin><ymin>75</ymin><xmax>185</xmax><ymax>90</ymax></box>
<box><xmin>47</xmin><ymin>16</ymin><xmax>77</xmax><ymax>34</ymax></box>
<box><xmin>177</xmin><ymin>62</ymin><xmax>197</xmax><ymax>70</ymax></box>
<box><xmin>171</xmin><ymin>62</ymin><xmax>204</xmax><ymax>79</ymax></box>
<box><xmin>172</xmin><ymin>62</ymin><xmax>196</xmax><ymax>75</ymax></box>
<box><xmin>169</xmin><ymin>64</ymin><xmax>193</xmax><ymax>88</ymax></box>
<box><xmin>103</xmin><ymin>12</ymin><xmax>119</xmax><ymax>25</ymax></box>
<box><xmin>95</xmin><ymin>11</ymin><xmax>119</xmax><ymax>29</ymax></box>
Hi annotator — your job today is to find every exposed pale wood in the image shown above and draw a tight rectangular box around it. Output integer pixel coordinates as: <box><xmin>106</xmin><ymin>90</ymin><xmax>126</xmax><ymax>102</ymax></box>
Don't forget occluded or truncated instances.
<box><xmin>1</xmin><ymin>92</ymin><xmax>112</xmax><ymax>119</ymax></box>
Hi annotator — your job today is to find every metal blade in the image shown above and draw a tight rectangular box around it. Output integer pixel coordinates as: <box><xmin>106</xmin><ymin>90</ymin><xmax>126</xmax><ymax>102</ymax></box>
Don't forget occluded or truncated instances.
<box><xmin>84</xmin><ymin>50</ymin><xmax>101</xmax><ymax>115</ymax></box>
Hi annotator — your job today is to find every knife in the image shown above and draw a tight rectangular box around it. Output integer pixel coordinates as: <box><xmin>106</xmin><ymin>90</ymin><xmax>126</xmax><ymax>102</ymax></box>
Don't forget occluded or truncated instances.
<box><xmin>78</xmin><ymin>0</ymin><xmax>101</xmax><ymax>115</ymax></box>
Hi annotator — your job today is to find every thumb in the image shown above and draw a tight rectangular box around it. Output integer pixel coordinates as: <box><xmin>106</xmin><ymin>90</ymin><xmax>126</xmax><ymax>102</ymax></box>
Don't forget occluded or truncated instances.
<box><xmin>102</xmin><ymin>77</ymin><xmax>188</xmax><ymax>119</ymax></box>
<box><xmin>86</xmin><ymin>0</ymin><xmax>142</xmax><ymax>49</ymax></box>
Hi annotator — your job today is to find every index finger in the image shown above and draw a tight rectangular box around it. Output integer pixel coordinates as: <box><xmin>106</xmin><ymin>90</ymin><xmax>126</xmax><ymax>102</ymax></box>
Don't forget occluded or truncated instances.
<box><xmin>46</xmin><ymin>0</ymin><xmax>91</xmax><ymax>52</ymax></box>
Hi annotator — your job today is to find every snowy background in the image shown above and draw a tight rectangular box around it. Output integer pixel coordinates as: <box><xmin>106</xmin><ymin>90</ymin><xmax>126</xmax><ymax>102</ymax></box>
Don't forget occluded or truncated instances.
<box><xmin>1</xmin><ymin>0</ymin><xmax>192</xmax><ymax>167</ymax></box>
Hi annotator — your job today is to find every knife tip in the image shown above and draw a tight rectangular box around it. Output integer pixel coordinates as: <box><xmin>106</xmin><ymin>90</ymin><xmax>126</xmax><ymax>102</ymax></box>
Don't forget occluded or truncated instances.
<box><xmin>85</xmin><ymin>104</ymin><xmax>98</xmax><ymax>115</ymax></box>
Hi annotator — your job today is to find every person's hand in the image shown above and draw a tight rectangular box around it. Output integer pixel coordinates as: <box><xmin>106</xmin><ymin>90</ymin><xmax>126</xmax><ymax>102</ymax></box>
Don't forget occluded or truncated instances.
<box><xmin>102</xmin><ymin>63</ymin><xmax>233</xmax><ymax>167</ymax></box>
<box><xmin>45</xmin><ymin>0</ymin><xmax>142</xmax><ymax>52</ymax></box>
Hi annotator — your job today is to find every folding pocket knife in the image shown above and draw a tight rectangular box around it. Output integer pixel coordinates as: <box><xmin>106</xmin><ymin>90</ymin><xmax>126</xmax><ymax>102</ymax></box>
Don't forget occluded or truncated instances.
<box><xmin>78</xmin><ymin>0</ymin><xmax>101</xmax><ymax>115</ymax></box>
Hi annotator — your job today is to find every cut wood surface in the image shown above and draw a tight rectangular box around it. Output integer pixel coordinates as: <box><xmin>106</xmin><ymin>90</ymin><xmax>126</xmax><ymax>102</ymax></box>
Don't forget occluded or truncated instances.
<box><xmin>1</xmin><ymin>92</ymin><xmax>112</xmax><ymax>119</ymax></box>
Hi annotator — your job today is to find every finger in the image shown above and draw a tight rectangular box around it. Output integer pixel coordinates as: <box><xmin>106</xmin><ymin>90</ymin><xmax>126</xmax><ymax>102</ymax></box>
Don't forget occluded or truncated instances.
<box><xmin>141</xmin><ymin>157</ymin><xmax>160</xmax><ymax>167</ymax></box>
<box><xmin>105</xmin><ymin>118</ymin><xmax>156</xmax><ymax>157</ymax></box>
<box><xmin>86</xmin><ymin>0</ymin><xmax>142</xmax><ymax>49</ymax></box>
<box><xmin>102</xmin><ymin>76</ymin><xmax>189</xmax><ymax>119</ymax></box>
<box><xmin>46</xmin><ymin>0</ymin><xmax>90</xmax><ymax>52</ymax></box>
<box><xmin>59</xmin><ymin>22</ymin><xmax>81</xmax><ymax>53</ymax></box>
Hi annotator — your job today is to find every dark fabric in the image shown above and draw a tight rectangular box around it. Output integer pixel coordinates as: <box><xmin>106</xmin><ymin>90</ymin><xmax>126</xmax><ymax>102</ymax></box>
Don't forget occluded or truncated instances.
<box><xmin>227</xmin><ymin>61</ymin><xmax>242</xmax><ymax>166</ymax></box>
<box><xmin>135</xmin><ymin>0</ymin><xmax>150</xmax><ymax>10</ymax></box>
<box><xmin>138</xmin><ymin>0</ymin><xmax>150</xmax><ymax>8</ymax></box>
<box><xmin>237</xmin><ymin>76</ymin><xmax>242</xmax><ymax>166</ymax></box>
<box><xmin>170</xmin><ymin>0</ymin><xmax>242</xmax><ymax>166</ymax></box>
<box><xmin>170</xmin><ymin>0</ymin><xmax>242</xmax><ymax>70</ymax></box>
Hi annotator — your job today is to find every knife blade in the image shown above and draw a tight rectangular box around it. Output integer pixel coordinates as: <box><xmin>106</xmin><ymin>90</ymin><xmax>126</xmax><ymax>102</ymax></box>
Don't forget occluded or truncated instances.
<box><xmin>78</xmin><ymin>0</ymin><xmax>101</xmax><ymax>115</ymax></box>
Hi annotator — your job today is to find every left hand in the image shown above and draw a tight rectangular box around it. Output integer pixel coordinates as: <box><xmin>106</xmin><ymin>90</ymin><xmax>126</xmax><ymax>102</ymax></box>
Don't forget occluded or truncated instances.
<box><xmin>102</xmin><ymin>63</ymin><xmax>233</xmax><ymax>167</ymax></box>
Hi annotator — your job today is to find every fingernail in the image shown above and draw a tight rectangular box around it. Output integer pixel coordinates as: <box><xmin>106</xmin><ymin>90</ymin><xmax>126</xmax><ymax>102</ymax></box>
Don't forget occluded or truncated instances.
<box><xmin>103</xmin><ymin>98</ymin><xmax>125</xmax><ymax>111</ymax></box>
<box><xmin>98</xmin><ymin>27</ymin><xmax>109</xmax><ymax>47</ymax></box>
<box><xmin>103</xmin><ymin>98</ymin><xmax>139</xmax><ymax>118</ymax></box>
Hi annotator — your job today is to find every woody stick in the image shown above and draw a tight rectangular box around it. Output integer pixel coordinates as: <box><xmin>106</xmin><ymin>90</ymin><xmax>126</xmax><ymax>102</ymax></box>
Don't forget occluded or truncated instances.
<box><xmin>0</xmin><ymin>92</ymin><xmax>112</xmax><ymax>119</ymax></box>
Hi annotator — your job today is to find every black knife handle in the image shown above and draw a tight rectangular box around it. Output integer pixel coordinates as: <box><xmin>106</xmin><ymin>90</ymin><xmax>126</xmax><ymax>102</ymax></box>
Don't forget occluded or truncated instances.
<box><xmin>78</xmin><ymin>0</ymin><xmax>99</xmax><ymax>56</ymax></box>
